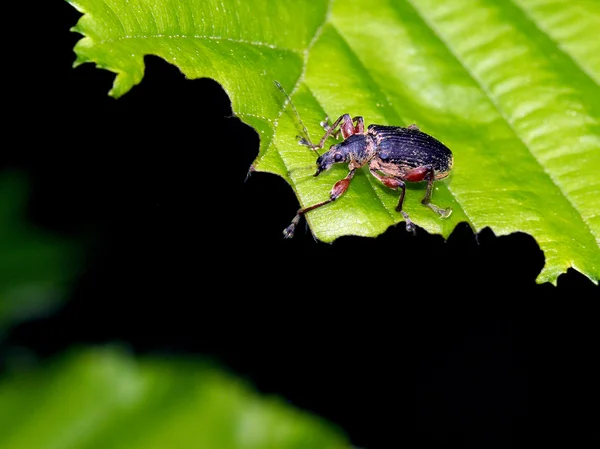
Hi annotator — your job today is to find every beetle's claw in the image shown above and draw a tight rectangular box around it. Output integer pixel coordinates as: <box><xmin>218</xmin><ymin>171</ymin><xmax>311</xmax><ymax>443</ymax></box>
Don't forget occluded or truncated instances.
<box><xmin>283</xmin><ymin>224</ymin><xmax>295</xmax><ymax>239</ymax></box>
<box><xmin>283</xmin><ymin>214</ymin><xmax>302</xmax><ymax>239</ymax></box>
<box><xmin>425</xmin><ymin>202</ymin><xmax>452</xmax><ymax>219</ymax></box>
<box><xmin>399</xmin><ymin>211</ymin><xmax>416</xmax><ymax>234</ymax></box>
<box><xmin>440</xmin><ymin>208</ymin><xmax>452</xmax><ymax>218</ymax></box>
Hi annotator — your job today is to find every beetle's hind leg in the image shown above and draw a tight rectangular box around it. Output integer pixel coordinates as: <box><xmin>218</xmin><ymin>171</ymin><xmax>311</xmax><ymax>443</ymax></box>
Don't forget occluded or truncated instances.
<box><xmin>420</xmin><ymin>168</ymin><xmax>452</xmax><ymax>218</ymax></box>
<box><xmin>424</xmin><ymin>200</ymin><xmax>452</xmax><ymax>218</ymax></box>
<box><xmin>403</xmin><ymin>166</ymin><xmax>452</xmax><ymax>218</ymax></box>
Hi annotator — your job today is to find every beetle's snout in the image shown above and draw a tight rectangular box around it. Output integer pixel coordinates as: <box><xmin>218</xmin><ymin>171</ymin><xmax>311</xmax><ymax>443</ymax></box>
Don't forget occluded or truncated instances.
<box><xmin>314</xmin><ymin>154</ymin><xmax>330</xmax><ymax>176</ymax></box>
<box><xmin>314</xmin><ymin>155</ymin><xmax>322</xmax><ymax>176</ymax></box>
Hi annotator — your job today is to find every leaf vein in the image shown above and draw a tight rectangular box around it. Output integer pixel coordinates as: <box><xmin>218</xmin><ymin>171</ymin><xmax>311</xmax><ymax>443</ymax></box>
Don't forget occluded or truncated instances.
<box><xmin>98</xmin><ymin>34</ymin><xmax>303</xmax><ymax>54</ymax></box>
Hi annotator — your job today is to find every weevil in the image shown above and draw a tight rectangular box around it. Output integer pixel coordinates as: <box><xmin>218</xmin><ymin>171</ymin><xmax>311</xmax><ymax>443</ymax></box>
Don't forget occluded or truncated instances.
<box><xmin>275</xmin><ymin>82</ymin><xmax>453</xmax><ymax>238</ymax></box>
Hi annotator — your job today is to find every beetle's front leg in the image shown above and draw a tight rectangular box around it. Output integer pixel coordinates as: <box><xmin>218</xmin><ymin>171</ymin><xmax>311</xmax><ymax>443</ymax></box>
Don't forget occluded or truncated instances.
<box><xmin>319</xmin><ymin>117</ymin><xmax>342</xmax><ymax>140</ymax></box>
<box><xmin>320</xmin><ymin>115</ymin><xmax>365</xmax><ymax>140</ymax></box>
<box><xmin>369</xmin><ymin>169</ymin><xmax>416</xmax><ymax>234</ymax></box>
<box><xmin>283</xmin><ymin>169</ymin><xmax>356</xmax><ymax>238</ymax></box>
<box><xmin>302</xmin><ymin>115</ymin><xmax>365</xmax><ymax>151</ymax></box>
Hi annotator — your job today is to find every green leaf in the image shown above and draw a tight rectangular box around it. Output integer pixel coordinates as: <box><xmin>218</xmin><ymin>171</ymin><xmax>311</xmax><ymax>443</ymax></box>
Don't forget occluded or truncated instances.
<box><xmin>0</xmin><ymin>346</ymin><xmax>349</xmax><ymax>449</ymax></box>
<box><xmin>0</xmin><ymin>171</ymin><xmax>80</xmax><ymax>337</ymax></box>
<box><xmin>65</xmin><ymin>0</ymin><xmax>600</xmax><ymax>285</ymax></box>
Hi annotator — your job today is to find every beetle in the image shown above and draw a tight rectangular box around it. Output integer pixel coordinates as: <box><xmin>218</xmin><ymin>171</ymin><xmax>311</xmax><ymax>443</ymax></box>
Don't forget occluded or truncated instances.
<box><xmin>275</xmin><ymin>82</ymin><xmax>453</xmax><ymax>239</ymax></box>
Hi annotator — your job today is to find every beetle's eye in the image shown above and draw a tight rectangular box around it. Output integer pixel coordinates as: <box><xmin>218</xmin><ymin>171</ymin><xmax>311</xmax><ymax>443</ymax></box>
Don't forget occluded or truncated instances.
<box><xmin>334</xmin><ymin>153</ymin><xmax>344</xmax><ymax>162</ymax></box>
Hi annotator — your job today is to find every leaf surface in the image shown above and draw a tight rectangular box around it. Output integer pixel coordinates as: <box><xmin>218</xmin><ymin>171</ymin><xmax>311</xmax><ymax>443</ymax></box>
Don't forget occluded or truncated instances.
<box><xmin>66</xmin><ymin>0</ymin><xmax>600</xmax><ymax>284</ymax></box>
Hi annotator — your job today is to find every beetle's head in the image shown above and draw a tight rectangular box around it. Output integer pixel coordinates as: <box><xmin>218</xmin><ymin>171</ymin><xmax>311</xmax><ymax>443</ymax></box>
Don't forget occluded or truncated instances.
<box><xmin>314</xmin><ymin>144</ymin><xmax>348</xmax><ymax>176</ymax></box>
<box><xmin>314</xmin><ymin>134</ymin><xmax>371</xmax><ymax>176</ymax></box>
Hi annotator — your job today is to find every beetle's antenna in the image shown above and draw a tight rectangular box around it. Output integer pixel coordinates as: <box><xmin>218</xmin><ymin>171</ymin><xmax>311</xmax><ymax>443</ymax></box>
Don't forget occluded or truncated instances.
<box><xmin>274</xmin><ymin>81</ymin><xmax>319</xmax><ymax>154</ymax></box>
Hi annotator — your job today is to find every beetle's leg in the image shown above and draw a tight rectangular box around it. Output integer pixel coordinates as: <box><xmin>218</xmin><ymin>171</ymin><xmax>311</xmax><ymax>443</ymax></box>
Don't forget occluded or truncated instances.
<box><xmin>319</xmin><ymin>117</ymin><xmax>342</xmax><ymax>140</ymax></box>
<box><xmin>319</xmin><ymin>115</ymin><xmax>364</xmax><ymax>138</ymax></box>
<box><xmin>306</xmin><ymin>115</ymin><xmax>365</xmax><ymax>151</ymax></box>
<box><xmin>369</xmin><ymin>169</ymin><xmax>416</xmax><ymax>234</ymax></box>
<box><xmin>283</xmin><ymin>169</ymin><xmax>356</xmax><ymax>238</ymax></box>
<box><xmin>306</xmin><ymin>114</ymin><xmax>351</xmax><ymax>150</ymax></box>
<box><xmin>404</xmin><ymin>166</ymin><xmax>452</xmax><ymax>218</ymax></box>
<box><xmin>352</xmin><ymin>116</ymin><xmax>365</xmax><ymax>134</ymax></box>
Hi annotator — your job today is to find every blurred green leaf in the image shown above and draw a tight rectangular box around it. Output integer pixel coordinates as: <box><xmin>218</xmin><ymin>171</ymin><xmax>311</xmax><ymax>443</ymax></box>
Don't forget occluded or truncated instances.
<box><xmin>0</xmin><ymin>346</ymin><xmax>350</xmax><ymax>449</ymax></box>
<box><xmin>65</xmin><ymin>0</ymin><xmax>600</xmax><ymax>285</ymax></box>
<box><xmin>0</xmin><ymin>172</ymin><xmax>80</xmax><ymax>337</ymax></box>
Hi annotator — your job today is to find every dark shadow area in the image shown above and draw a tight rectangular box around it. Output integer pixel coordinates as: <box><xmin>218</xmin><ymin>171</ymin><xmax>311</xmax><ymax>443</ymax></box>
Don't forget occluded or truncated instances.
<box><xmin>2</xmin><ymin>3</ymin><xmax>599</xmax><ymax>449</ymax></box>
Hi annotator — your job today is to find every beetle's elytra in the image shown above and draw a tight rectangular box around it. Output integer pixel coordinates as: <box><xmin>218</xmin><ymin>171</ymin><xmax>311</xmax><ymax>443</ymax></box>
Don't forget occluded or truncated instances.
<box><xmin>275</xmin><ymin>82</ymin><xmax>453</xmax><ymax>238</ymax></box>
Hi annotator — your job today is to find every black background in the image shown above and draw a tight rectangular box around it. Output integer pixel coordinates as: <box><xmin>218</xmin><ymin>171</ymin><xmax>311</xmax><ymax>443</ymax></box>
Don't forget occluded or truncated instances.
<box><xmin>3</xmin><ymin>2</ymin><xmax>599</xmax><ymax>448</ymax></box>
